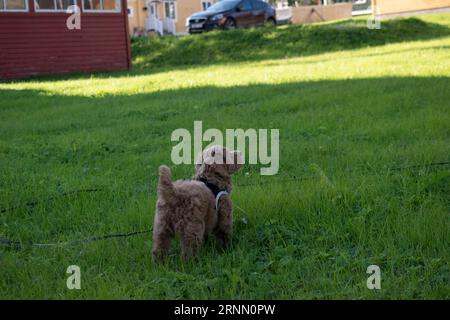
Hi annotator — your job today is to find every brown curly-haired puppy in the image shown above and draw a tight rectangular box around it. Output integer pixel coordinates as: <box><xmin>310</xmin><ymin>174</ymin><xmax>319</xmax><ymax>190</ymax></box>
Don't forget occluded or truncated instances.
<box><xmin>152</xmin><ymin>145</ymin><xmax>242</xmax><ymax>261</ymax></box>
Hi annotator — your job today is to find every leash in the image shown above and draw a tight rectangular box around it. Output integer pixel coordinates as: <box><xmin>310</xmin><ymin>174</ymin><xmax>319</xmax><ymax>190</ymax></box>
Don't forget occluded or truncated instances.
<box><xmin>0</xmin><ymin>229</ymin><xmax>152</xmax><ymax>249</ymax></box>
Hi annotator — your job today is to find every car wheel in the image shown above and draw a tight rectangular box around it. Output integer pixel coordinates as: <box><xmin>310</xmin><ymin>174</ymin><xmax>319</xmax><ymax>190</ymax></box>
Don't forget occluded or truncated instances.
<box><xmin>224</xmin><ymin>18</ymin><xmax>237</xmax><ymax>30</ymax></box>
<box><xmin>265</xmin><ymin>17</ymin><xmax>276</xmax><ymax>26</ymax></box>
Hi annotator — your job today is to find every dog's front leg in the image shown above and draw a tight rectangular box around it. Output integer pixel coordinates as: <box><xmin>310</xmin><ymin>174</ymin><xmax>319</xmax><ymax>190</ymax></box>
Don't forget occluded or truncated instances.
<box><xmin>214</xmin><ymin>198</ymin><xmax>233</xmax><ymax>249</ymax></box>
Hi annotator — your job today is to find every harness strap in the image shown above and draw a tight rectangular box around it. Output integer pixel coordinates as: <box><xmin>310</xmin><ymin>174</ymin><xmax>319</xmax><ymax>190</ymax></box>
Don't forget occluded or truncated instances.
<box><xmin>198</xmin><ymin>177</ymin><xmax>228</xmax><ymax>211</ymax></box>
<box><xmin>215</xmin><ymin>191</ymin><xmax>229</xmax><ymax>211</ymax></box>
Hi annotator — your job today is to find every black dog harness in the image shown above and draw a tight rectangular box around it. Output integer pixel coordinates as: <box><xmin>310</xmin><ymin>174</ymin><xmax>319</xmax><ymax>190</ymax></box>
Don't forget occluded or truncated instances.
<box><xmin>198</xmin><ymin>177</ymin><xmax>228</xmax><ymax>211</ymax></box>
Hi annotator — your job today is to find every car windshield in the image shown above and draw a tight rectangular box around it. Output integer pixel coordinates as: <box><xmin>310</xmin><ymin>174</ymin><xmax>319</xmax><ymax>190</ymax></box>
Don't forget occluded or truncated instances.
<box><xmin>206</xmin><ymin>0</ymin><xmax>241</xmax><ymax>12</ymax></box>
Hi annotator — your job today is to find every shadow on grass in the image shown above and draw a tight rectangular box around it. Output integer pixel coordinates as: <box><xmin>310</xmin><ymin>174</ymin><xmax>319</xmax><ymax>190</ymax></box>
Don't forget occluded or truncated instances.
<box><xmin>0</xmin><ymin>76</ymin><xmax>449</xmax><ymax>177</ymax></box>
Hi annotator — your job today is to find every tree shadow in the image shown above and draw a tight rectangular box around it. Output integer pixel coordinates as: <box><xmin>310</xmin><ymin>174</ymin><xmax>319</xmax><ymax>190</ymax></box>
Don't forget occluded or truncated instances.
<box><xmin>1</xmin><ymin>76</ymin><xmax>449</xmax><ymax>181</ymax></box>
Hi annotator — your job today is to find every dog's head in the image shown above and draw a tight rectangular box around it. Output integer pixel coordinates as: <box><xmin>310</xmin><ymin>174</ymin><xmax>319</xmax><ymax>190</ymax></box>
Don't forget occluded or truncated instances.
<box><xmin>195</xmin><ymin>145</ymin><xmax>243</xmax><ymax>180</ymax></box>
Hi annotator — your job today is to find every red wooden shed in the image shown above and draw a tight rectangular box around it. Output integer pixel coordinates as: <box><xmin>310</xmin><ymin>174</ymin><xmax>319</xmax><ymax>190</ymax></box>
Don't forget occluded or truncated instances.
<box><xmin>0</xmin><ymin>0</ymin><xmax>131</xmax><ymax>79</ymax></box>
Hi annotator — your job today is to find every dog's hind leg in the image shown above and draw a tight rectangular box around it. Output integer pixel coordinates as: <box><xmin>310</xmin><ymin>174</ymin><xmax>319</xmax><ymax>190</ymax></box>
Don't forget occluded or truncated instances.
<box><xmin>152</xmin><ymin>228</ymin><xmax>173</xmax><ymax>262</ymax></box>
<box><xmin>152</xmin><ymin>213</ymin><xmax>173</xmax><ymax>262</ymax></box>
<box><xmin>181</xmin><ymin>221</ymin><xmax>205</xmax><ymax>260</ymax></box>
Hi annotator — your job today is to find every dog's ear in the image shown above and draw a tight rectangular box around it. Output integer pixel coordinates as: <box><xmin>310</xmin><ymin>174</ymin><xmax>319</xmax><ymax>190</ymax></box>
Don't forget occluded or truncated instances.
<box><xmin>227</xmin><ymin>150</ymin><xmax>243</xmax><ymax>174</ymax></box>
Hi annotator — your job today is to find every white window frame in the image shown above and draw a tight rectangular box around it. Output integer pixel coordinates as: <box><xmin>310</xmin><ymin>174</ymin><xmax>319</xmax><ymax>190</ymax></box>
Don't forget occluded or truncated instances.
<box><xmin>82</xmin><ymin>0</ymin><xmax>121</xmax><ymax>13</ymax></box>
<box><xmin>127</xmin><ymin>6</ymin><xmax>133</xmax><ymax>16</ymax></box>
<box><xmin>34</xmin><ymin>0</ymin><xmax>77</xmax><ymax>13</ymax></box>
<box><xmin>149</xmin><ymin>1</ymin><xmax>159</xmax><ymax>18</ymax></box>
<box><xmin>163</xmin><ymin>0</ymin><xmax>176</xmax><ymax>21</ymax></box>
<box><xmin>0</xmin><ymin>0</ymin><xmax>29</xmax><ymax>12</ymax></box>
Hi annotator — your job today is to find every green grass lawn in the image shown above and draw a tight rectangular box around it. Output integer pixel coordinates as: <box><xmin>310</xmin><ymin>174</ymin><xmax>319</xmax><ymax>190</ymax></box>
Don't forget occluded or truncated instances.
<box><xmin>0</xmin><ymin>14</ymin><xmax>449</xmax><ymax>299</ymax></box>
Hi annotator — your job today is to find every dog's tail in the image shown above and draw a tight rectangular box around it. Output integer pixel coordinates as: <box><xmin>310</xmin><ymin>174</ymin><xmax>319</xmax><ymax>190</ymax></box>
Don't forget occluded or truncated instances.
<box><xmin>158</xmin><ymin>165</ymin><xmax>176</xmax><ymax>200</ymax></box>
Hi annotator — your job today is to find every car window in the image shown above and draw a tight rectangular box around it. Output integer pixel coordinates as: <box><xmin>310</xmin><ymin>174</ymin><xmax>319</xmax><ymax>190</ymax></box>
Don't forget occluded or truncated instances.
<box><xmin>206</xmin><ymin>0</ymin><xmax>240</xmax><ymax>12</ymax></box>
<box><xmin>252</xmin><ymin>0</ymin><xmax>264</xmax><ymax>10</ymax></box>
<box><xmin>237</xmin><ymin>0</ymin><xmax>252</xmax><ymax>11</ymax></box>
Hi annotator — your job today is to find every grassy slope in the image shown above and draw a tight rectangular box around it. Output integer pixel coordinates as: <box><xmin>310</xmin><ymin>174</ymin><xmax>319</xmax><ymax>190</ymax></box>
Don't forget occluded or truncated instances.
<box><xmin>0</xmin><ymin>14</ymin><xmax>449</xmax><ymax>299</ymax></box>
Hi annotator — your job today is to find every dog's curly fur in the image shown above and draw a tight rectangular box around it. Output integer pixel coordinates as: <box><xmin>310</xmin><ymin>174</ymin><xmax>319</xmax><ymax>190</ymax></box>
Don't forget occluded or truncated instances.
<box><xmin>152</xmin><ymin>145</ymin><xmax>242</xmax><ymax>261</ymax></box>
